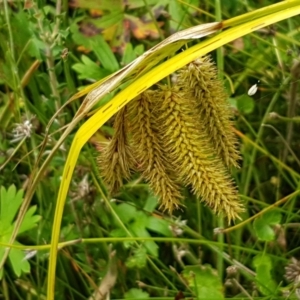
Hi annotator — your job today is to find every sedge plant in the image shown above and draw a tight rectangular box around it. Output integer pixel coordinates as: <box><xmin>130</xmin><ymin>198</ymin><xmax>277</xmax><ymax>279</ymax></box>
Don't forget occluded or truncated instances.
<box><xmin>1</xmin><ymin>1</ymin><xmax>300</xmax><ymax>299</ymax></box>
<box><xmin>99</xmin><ymin>56</ymin><xmax>243</xmax><ymax>221</ymax></box>
<box><xmin>46</xmin><ymin>3</ymin><xmax>300</xmax><ymax>296</ymax></box>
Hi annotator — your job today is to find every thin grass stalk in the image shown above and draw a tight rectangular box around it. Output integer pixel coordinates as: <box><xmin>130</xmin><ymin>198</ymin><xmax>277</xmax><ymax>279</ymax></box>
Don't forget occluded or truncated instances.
<box><xmin>215</xmin><ymin>0</ymin><xmax>225</xmax><ymax>281</ymax></box>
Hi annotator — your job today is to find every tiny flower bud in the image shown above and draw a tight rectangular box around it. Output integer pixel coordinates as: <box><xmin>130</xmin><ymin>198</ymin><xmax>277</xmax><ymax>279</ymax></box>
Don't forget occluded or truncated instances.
<box><xmin>248</xmin><ymin>81</ymin><xmax>259</xmax><ymax>96</ymax></box>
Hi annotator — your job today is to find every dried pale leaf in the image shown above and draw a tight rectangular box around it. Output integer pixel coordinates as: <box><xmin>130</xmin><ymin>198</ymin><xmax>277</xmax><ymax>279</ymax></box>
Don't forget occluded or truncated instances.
<box><xmin>89</xmin><ymin>250</ymin><xmax>117</xmax><ymax>300</ymax></box>
<box><xmin>75</xmin><ymin>22</ymin><xmax>221</xmax><ymax>116</ymax></box>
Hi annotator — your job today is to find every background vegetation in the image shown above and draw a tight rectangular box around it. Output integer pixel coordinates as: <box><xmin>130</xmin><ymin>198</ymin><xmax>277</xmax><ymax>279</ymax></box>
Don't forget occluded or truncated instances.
<box><xmin>1</xmin><ymin>0</ymin><xmax>300</xmax><ymax>299</ymax></box>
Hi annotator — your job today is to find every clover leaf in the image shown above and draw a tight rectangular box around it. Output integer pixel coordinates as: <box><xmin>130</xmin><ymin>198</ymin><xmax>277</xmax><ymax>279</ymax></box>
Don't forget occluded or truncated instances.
<box><xmin>0</xmin><ymin>185</ymin><xmax>41</xmax><ymax>279</ymax></box>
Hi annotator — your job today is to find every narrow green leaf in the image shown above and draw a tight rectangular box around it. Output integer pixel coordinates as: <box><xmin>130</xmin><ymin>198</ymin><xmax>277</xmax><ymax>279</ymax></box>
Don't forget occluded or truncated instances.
<box><xmin>146</xmin><ymin>216</ymin><xmax>172</xmax><ymax>236</ymax></box>
<box><xmin>113</xmin><ymin>203</ymin><xmax>137</xmax><ymax>224</ymax></box>
<box><xmin>91</xmin><ymin>35</ymin><xmax>120</xmax><ymax>72</ymax></box>
<box><xmin>0</xmin><ymin>233</ymin><xmax>12</xmax><ymax>278</ymax></box>
<box><xmin>91</xmin><ymin>10</ymin><xmax>124</xmax><ymax>29</ymax></box>
<box><xmin>72</xmin><ymin>55</ymin><xmax>110</xmax><ymax>80</ymax></box>
<box><xmin>133</xmin><ymin>44</ymin><xmax>144</xmax><ymax>57</ymax></box>
<box><xmin>122</xmin><ymin>43</ymin><xmax>136</xmax><ymax>65</ymax></box>
<box><xmin>74</xmin><ymin>0</ymin><xmax>123</xmax><ymax>11</ymax></box>
<box><xmin>70</xmin><ymin>22</ymin><xmax>91</xmax><ymax>49</ymax></box>
<box><xmin>143</xmin><ymin>195</ymin><xmax>158</xmax><ymax>212</ymax></box>
<box><xmin>127</xmin><ymin>0</ymin><xmax>159</xmax><ymax>9</ymax></box>
<box><xmin>169</xmin><ymin>1</ymin><xmax>185</xmax><ymax>31</ymax></box>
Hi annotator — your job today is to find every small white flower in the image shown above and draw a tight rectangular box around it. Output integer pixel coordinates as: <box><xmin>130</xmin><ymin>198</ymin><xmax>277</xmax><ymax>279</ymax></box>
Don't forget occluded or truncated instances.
<box><xmin>11</xmin><ymin>116</ymin><xmax>35</xmax><ymax>143</ymax></box>
<box><xmin>169</xmin><ymin>217</ymin><xmax>187</xmax><ymax>236</ymax></box>
<box><xmin>70</xmin><ymin>174</ymin><xmax>91</xmax><ymax>202</ymax></box>
<box><xmin>23</xmin><ymin>249</ymin><xmax>37</xmax><ymax>261</ymax></box>
<box><xmin>173</xmin><ymin>245</ymin><xmax>189</xmax><ymax>263</ymax></box>
<box><xmin>77</xmin><ymin>174</ymin><xmax>90</xmax><ymax>198</ymax></box>
<box><xmin>268</xmin><ymin>112</ymin><xmax>279</xmax><ymax>119</ymax></box>
<box><xmin>213</xmin><ymin>227</ymin><xmax>224</xmax><ymax>234</ymax></box>
<box><xmin>248</xmin><ymin>81</ymin><xmax>260</xmax><ymax>96</ymax></box>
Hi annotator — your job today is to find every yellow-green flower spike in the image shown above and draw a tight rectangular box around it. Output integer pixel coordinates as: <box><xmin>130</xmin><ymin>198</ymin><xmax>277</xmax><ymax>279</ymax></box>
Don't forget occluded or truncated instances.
<box><xmin>97</xmin><ymin>107</ymin><xmax>136</xmax><ymax>194</ymax></box>
<box><xmin>127</xmin><ymin>90</ymin><xmax>182</xmax><ymax>212</ymax></box>
<box><xmin>178</xmin><ymin>56</ymin><xmax>241</xmax><ymax>169</ymax></box>
<box><xmin>155</xmin><ymin>86</ymin><xmax>243</xmax><ymax>222</ymax></box>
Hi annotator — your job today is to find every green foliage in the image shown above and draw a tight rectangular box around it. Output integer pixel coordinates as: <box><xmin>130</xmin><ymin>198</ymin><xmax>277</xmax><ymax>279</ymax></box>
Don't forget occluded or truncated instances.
<box><xmin>126</xmin><ymin>247</ymin><xmax>147</xmax><ymax>268</ymax></box>
<box><xmin>71</xmin><ymin>27</ymin><xmax>119</xmax><ymax>79</ymax></box>
<box><xmin>0</xmin><ymin>185</ymin><xmax>40</xmax><ymax>279</ymax></box>
<box><xmin>110</xmin><ymin>196</ymin><xmax>172</xmax><ymax>260</ymax></box>
<box><xmin>253</xmin><ymin>210</ymin><xmax>282</xmax><ymax>241</ymax></box>
<box><xmin>125</xmin><ymin>288</ymin><xmax>149</xmax><ymax>299</ymax></box>
<box><xmin>168</xmin><ymin>0</ymin><xmax>200</xmax><ymax>31</ymax></box>
<box><xmin>253</xmin><ymin>254</ymin><xmax>277</xmax><ymax>296</ymax></box>
<box><xmin>70</xmin><ymin>0</ymin><xmax>170</xmax><ymax>54</ymax></box>
<box><xmin>72</xmin><ymin>55</ymin><xmax>111</xmax><ymax>80</ymax></box>
<box><xmin>90</xmin><ymin>36</ymin><xmax>120</xmax><ymax>72</ymax></box>
<box><xmin>236</xmin><ymin>94</ymin><xmax>256</xmax><ymax>114</ymax></box>
<box><xmin>182</xmin><ymin>265</ymin><xmax>224</xmax><ymax>300</ymax></box>
<box><xmin>1</xmin><ymin>0</ymin><xmax>300</xmax><ymax>298</ymax></box>
<box><xmin>122</xmin><ymin>43</ymin><xmax>145</xmax><ymax>65</ymax></box>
